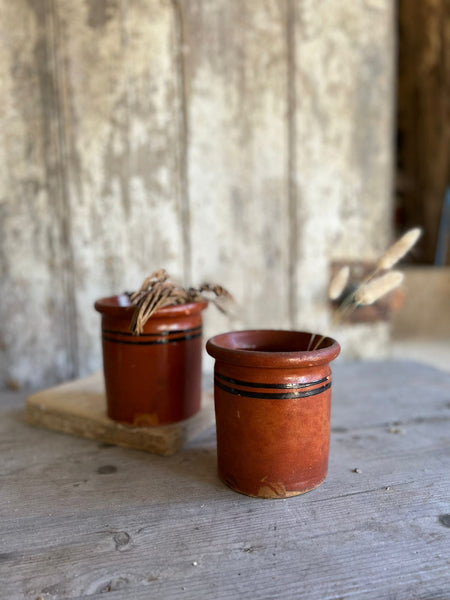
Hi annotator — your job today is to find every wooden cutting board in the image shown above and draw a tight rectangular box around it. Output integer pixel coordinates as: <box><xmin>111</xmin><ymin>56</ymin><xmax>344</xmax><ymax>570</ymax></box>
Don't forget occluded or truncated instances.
<box><xmin>25</xmin><ymin>372</ymin><xmax>215</xmax><ymax>456</ymax></box>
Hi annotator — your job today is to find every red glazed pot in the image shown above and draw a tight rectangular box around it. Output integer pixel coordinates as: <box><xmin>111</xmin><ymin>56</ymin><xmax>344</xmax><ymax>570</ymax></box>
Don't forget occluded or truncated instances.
<box><xmin>206</xmin><ymin>330</ymin><xmax>340</xmax><ymax>499</ymax></box>
<box><xmin>95</xmin><ymin>295</ymin><xmax>208</xmax><ymax>426</ymax></box>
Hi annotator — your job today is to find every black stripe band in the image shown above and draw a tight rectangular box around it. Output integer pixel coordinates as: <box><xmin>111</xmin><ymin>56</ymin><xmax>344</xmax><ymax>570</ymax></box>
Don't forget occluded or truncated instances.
<box><xmin>214</xmin><ymin>371</ymin><xmax>329</xmax><ymax>390</ymax></box>
<box><xmin>102</xmin><ymin>326</ymin><xmax>202</xmax><ymax>338</ymax></box>
<box><xmin>103</xmin><ymin>332</ymin><xmax>202</xmax><ymax>346</ymax></box>
<box><xmin>214</xmin><ymin>377</ymin><xmax>332</xmax><ymax>399</ymax></box>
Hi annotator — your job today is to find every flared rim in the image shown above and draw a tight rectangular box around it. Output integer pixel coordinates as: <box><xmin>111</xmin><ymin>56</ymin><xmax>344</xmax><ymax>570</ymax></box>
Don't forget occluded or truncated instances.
<box><xmin>94</xmin><ymin>295</ymin><xmax>208</xmax><ymax>319</ymax></box>
<box><xmin>206</xmin><ymin>329</ymin><xmax>340</xmax><ymax>368</ymax></box>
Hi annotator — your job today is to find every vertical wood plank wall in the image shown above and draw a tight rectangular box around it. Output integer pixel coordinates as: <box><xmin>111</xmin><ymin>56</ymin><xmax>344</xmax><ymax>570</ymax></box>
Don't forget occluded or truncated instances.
<box><xmin>0</xmin><ymin>0</ymin><xmax>395</xmax><ymax>388</ymax></box>
<box><xmin>397</xmin><ymin>0</ymin><xmax>450</xmax><ymax>264</ymax></box>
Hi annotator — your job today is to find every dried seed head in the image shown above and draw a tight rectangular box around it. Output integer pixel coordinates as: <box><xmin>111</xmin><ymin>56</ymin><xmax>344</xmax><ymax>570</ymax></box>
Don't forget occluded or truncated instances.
<box><xmin>328</xmin><ymin>266</ymin><xmax>350</xmax><ymax>300</ymax></box>
<box><xmin>198</xmin><ymin>283</ymin><xmax>233</xmax><ymax>300</ymax></box>
<box><xmin>128</xmin><ymin>271</ymin><xmax>233</xmax><ymax>334</ymax></box>
<box><xmin>354</xmin><ymin>271</ymin><xmax>404</xmax><ymax>306</ymax></box>
<box><xmin>377</xmin><ymin>228</ymin><xmax>422</xmax><ymax>270</ymax></box>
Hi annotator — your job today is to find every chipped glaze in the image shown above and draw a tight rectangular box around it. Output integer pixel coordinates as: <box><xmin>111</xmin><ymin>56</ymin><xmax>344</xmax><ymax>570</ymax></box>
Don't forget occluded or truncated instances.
<box><xmin>95</xmin><ymin>296</ymin><xmax>207</xmax><ymax>426</ymax></box>
<box><xmin>207</xmin><ymin>330</ymin><xmax>340</xmax><ymax>498</ymax></box>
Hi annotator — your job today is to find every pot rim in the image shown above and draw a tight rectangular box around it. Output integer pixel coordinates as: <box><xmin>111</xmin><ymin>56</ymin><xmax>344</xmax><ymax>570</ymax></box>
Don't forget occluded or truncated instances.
<box><xmin>206</xmin><ymin>329</ymin><xmax>340</xmax><ymax>368</ymax></box>
<box><xmin>94</xmin><ymin>294</ymin><xmax>208</xmax><ymax>319</ymax></box>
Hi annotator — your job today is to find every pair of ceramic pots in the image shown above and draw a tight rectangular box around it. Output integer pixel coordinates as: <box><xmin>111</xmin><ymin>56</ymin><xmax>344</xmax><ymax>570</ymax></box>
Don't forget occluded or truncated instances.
<box><xmin>95</xmin><ymin>296</ymin><xmax>340</xmax><ymax>499</ymax></box>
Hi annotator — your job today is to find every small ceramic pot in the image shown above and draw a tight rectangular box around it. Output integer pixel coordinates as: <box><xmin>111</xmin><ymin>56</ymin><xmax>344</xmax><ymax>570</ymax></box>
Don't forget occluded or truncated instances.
<box><xmin>95</xmin><ymin>295</ymin><xmax>208</xmax><ymax>426</ymax></box>
<box><xmin>206</xmin><ymin>330</ymin><xmax>340</xmax><ymax>499</ymax></box>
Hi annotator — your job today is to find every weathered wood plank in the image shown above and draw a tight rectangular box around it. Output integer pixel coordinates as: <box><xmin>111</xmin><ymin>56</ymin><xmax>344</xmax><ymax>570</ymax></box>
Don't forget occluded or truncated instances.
<box><xmin>0</xmin><ymin>0</ymin><xmax>77</xmax><ymax>388</ymax></box>
<box><xmin>182</xmin><ymin>0</ymin><xmax>291</xmax><ymax>342</ymax></box>
<box><xmin>0</xmin><ymin>361</ymin><xmax>449</xmax><ymax>599</ymax></box>
<box><xmin>292</xmin><ymin>0</ymin><xmax>396</xmax><ymax>354</ymax></box>
<box><xmin>397</xmin><ymin>0</ymin><xmax>450</xmax><ymax>264</ymax></box>
<box><xmin>1</xmin><ymin>499</ymin><xmax>448</xmax><ymax>600</ymax></box>
<box><xmin>0</xmin><ymin>0</ymin><xmax>187</xmax><ymax>388</ymax></box>
<box><xmin>50</xmin><ymin>0</ymin><xmax>187</xmax><ymax>378</ymax></box>
<box><xmin>25</xmin><ymin>372</ymin><xmax>215</xmax><ymax>456</ymax></box>
<box><xmin>0</xmin><ymin>0</ymin><xmax>398</xmax><ymax>388</ymax></box>
<box><xmin>1</xmin><ymin>442</ymin><xmax>449</xmax><ymax>599</ymax></box>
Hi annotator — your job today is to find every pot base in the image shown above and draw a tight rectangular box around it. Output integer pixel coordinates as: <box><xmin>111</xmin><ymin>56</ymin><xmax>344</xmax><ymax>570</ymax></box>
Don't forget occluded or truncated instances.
<box><xmin>219</xmin><ymin>472</ymin><xmax>327</xmax><ymax>499</ymax></box>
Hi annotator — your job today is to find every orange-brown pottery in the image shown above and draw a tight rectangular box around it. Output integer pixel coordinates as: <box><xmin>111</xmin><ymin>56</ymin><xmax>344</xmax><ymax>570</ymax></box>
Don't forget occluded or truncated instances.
<box><xmin>95</xmin><ymin>296</ymin><xmax>208</xmax><ymax>426</ymax></box>
<box><xmin>206</xmin><ymin>330</ymin><xmax>340</xmax><ymax>499</ymax></box>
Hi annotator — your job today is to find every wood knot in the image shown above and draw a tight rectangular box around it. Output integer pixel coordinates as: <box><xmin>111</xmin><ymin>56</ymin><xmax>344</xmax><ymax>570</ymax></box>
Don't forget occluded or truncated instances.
<box><xmin>438</xmin><ymin>514</ymin><xmax>450</xmax><ymax>528</ymax></box>
<box><xmin>97</xmin><ymin>465</ymin><xmax>117</xmax><ymax>474</ymax></box>
<box><xmin>114</xmin><ymin>531</ymin><xmax>131</xmax><ymax>550</ymax></box>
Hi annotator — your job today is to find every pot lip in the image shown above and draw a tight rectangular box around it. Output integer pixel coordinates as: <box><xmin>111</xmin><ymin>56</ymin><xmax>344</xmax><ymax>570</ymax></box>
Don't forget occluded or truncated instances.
<box><xmin>206</xmin><ymin>329</ymin><xmax>340</xmax><ymax>368</ymax></box>
<box><xmin>94</xmin><ymin>294</ymin><xmax>208</xmax><ymax>319</ymax></box>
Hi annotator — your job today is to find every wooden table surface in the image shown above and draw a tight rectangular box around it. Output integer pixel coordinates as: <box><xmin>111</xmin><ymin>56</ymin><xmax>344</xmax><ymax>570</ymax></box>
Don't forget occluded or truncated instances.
<box><xmin>1</xmin><ymin>361</ymin><xmax>449</xmax><ymax>600</ymax></box>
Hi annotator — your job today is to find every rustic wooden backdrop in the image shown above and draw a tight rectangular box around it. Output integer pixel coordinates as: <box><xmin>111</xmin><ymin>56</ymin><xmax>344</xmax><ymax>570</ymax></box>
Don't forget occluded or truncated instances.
<box><xmin>396</xmin><ymin>0</ymin><xmax>450</xmax><ymax>264</ymax></box>
<box><xmin>0</xmin><ymin>0</ymin><xmax>395</xmax><ymax>389</ymax></box>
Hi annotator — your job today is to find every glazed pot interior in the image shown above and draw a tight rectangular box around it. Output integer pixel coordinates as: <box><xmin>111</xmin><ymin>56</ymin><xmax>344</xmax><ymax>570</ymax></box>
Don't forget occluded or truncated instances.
<box><xmin>213</xmin><ymin>330</ymin><xmax>333</xmax><ymax>352</ymax></box>
<box><xmin>206</xmin><ymin>330</ymin><xmax>341</xmax><ymax>368</ymax></box>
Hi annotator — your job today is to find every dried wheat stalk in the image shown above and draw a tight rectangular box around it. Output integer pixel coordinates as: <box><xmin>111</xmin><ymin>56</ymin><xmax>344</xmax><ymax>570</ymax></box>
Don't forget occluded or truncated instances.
<box><xmin>311</xmin><ymin>228</ymin><xmax>422</xmax><ymax>351</ymax></box>
<box><xmin>328</xmin><ymin>266</ymin><xmax>350</xmax><ymax>301</ymax></box>
<box><xmin>353</xmin><ymin>271</ymin><xmax>404</xmax><ymax>306</ymax></box>
<box><xmin>128</xmin><ymin>269</ymin><xmax>233</xmax><ymax>335</ymax></box>
<box><xmin>377</xmin><ymin>228</ymin><xmax>422</xmax><ymax>270</ymax></box>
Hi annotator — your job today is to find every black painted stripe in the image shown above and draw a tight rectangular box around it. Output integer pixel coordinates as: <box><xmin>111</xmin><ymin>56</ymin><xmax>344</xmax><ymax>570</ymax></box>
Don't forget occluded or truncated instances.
<box><xmin>102</xmin><ymin>326</ymin><xmax>202</xmax><ymax>338</ymax></box>
<box><xmin>215</xmin><ymin>371</ymin><xmax>329</xmax><ymax>390</ymax></box>
<box><xmin>214</xmin><ymin>377</ymin><xmax>332</xmax><ymax>399</ymax></box>
<box><xmin>102</xmin><ymin>332</ymin><xmax>202</xmax><ymax>346</ymax></box>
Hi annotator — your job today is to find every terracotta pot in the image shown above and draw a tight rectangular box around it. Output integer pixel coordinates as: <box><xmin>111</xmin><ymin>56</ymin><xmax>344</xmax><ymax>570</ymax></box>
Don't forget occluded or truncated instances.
<box><xmin>206</xmin><ymin>330</ymin><xmax>340</xmax><ymax>499</ymax></box>
<box><xmin>94</xmin><ymin>295</ymin><xmax>208</xmax><ymax>426</ymax></box>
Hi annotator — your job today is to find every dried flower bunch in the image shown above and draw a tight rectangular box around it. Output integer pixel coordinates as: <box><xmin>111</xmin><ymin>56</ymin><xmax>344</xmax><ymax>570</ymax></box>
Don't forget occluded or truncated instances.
<box><xmin>310</xmin><ymin>227</ymin><xmax>422</xmax><ymax>351</ymax></box>
<box><xmin>128</xmin><ymin>269</ymin><xmax>233</xmax><ymax>335</ymax></box>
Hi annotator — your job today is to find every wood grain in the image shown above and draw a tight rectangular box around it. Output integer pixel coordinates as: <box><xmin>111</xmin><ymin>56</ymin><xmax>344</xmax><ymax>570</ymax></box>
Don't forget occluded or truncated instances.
<box><xmin>0</xmin><ymin>1</ymin><xmax>76</xmax><ymax>387</ymax></box>
<box><xmin>292</xmin><ymin>0</ymin><xmax>396</xmax><ymax>335</ymax></box>
<box><xmin>1</xmin><ymin>361</ymin><xmax>449</xmax><ymax>599</ymax></box>
<box><xmin>397</xmin><ymin>0</ymin><xmax>450</xmax><ymax>264</ymax></box>
<box><xmin>0</xmin><ymin>0</ymin><xmax>186</xmax><ymax>388</ymax></box>
<box><xmin>49</xmin><ymin>0</ymin><xmax>186</xmax><ymax>378</ymax></box>
<box><xmin>180</xmin><ymin>0</ymin><xmax>291</xmax><ymax>340</ymax></box>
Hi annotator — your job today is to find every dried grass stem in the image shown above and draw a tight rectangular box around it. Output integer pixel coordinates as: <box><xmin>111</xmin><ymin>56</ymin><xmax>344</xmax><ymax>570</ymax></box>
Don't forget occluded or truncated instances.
<box><xmin>311</xmin><ymin>227</ymin><xmax>421</xmax><ymax>351</ymax></box>
<box><xmin>128</xmin><ymin>269</ymin><xmax>232</xmax><ymax>335</ymax></box>
<box><xmin>377</xmin><ymin>228</ymin><xmax>422</xmax><ymax>270</ymax></box>
<box><xmin>328</xmin><ymin>266</ymin><xmax>350</xmax><ymax>301</ymax></box>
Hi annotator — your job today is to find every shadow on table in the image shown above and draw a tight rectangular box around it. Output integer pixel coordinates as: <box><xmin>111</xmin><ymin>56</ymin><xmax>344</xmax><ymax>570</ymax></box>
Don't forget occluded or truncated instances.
<box><xmin>156</xmin><ymin>425</ymin><xmax>228</xmax><ymax>495</ymax></box>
